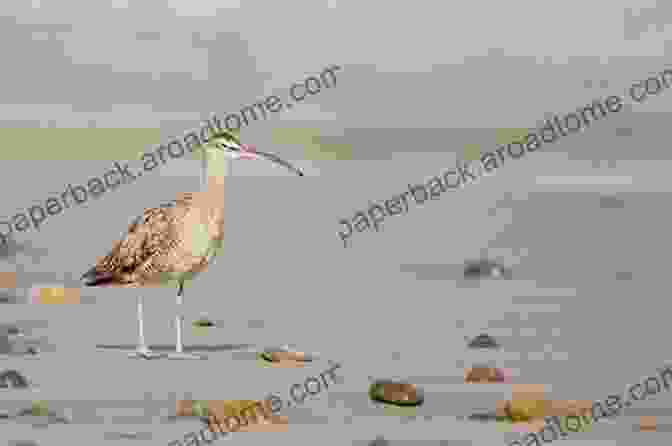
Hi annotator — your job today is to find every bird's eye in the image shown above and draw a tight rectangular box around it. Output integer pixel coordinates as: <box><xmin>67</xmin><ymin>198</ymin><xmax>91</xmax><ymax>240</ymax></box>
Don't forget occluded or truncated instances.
<box><xmin>217</xmin><ymin>143</ymin><xmax>238</xmax><ymax>151</ymax></box>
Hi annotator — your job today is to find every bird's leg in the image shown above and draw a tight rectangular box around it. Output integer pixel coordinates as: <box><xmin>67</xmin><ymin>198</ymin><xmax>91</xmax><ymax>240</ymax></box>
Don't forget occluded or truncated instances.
<box><xmin>176</xmin><ymin>287</ymin><xmax>183</xmax><ymax>354</ymax></box>
<box><xmin>137</xmin><ymin>294</ymin><xmax>146</xmax><ymax>348</ymax></box>
<box><xmin>167</xmin><ymin>280</ymin><xmax>205</xmax><ymax>360</ymax></box>
<box><xmin>128</xmin><ymin>295</ymin><xmax>159</xmax><ymax>359</ymax></box>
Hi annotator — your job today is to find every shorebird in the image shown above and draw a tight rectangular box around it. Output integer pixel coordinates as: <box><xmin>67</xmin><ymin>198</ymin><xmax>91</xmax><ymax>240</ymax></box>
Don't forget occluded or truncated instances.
<box><xmin>81</xmin><ymin>130</ymin><xmax>303</xmax><ymax>359</ymax></box>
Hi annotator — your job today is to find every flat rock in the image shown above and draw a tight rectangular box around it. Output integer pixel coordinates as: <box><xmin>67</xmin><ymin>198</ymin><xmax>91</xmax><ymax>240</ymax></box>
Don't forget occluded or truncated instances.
<box><xmin>465</xmin><ymin>366</ymin><xmax>505</xmax><ymax>383</ymax></box>
<box><xmin>176</xmin><ymin>400</ymin><xmax>202</xmax><ymax>417</ymax></box>
<box><xmin>369</xmin><ymin>380</ymin><xmax>424</xmax><ymax>407</ymax></box>
<box><xmin>638</xmin><ymin>416</ymin><xmax>657</xmax><ymax>431</ymax></box>
<box><xmin>258</xmin><ymin>345</ymin><xmax>318</xmax><ymax>366</ymax></box>
<box><xmin>505</xmin><ymin>399</ymin><xmax>548</xmax><ymax>422</ymax></box>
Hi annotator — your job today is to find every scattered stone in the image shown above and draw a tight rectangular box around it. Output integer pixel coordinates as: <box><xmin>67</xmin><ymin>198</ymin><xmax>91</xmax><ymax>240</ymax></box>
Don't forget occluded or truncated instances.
<box><xmin>639</xmin><ymin>415</ymin><xmax>657</xmax><ymax>431</ymax></box>
<box><xmin>259</xmin><ymin>345</ymin><xmax>317</xmax><ymax>365</ymax></box>
<box><xmin>0</xmin><ymin>325</ymin><xmax>41</xmax><ymax>355</ymax></box>
<box><xmin>0</xmin><ymin>369</ymin><xmax>30</xmax><ymax>388</ymax></box>
<box><xmin>14</xmin><ymin>402</ymin><xmax>69</xmax><ymax>425</ymax></box>
<box><xmin>505</xmin><ymin>399</ymin><xmax>547</xmax><ymax>422</ymax></box>
<box><xmin>0</xmin><ymin>291</ymin><xmax>18</xmax><ymax>303</ymax></box>
<box><xmin>464</xmin><ymin>259</ymin><xmax>511</xmax><ymax>280</ymax></box>
<box><xmin>369</xmin><ymin>379</ymin><xmax>424</xmax><ymax>407</ymax></box>
<box><xmin>191</xmin><ymin>400</ymin><xmax>209</xmax><ymax>417</ymax></box>
<box><xmin>192</xmin><ymin>317</ymin><xmax>215</xmax><ymax>328</ymax></box>
<box><xmin>29</xmin><ymin>401</ymin><xmax>49</xmax><ymax>417</ymax></box>
<box><xmin>465</xmin><ymin>366</ymin><xmax>505</xmax><ymax>383</ymax></box>
<box><xmin>0</xmin><ymin>325</ymin><xmax>21</xmax><ymax>336</ymax></box>
<box><xmin>467</xmin><ymin>334</ymin><xmax>500</xmax><ymax>349</ymax></box>
<box><xmin>260</xmin><ymin>351</ymin><xmax>310</xmax><ymax>363</ymax></box>
<box><xmin>176</xmin><ymin>400</ymin><xmax>200</xmax><ymax>417</ymax></box>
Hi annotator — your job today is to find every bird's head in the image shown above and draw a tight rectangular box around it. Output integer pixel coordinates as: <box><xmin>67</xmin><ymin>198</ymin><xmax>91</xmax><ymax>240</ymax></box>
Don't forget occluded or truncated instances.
<box><xmin>201</xmin><ymin>130</ymin><xmax>304</xmax><ymax>176</ymax></box>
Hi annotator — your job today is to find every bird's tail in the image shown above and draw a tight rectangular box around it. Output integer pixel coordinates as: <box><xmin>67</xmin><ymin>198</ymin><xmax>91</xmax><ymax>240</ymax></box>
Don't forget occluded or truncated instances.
<box><xmin>81</xmin><ymin>267</ymin><xmax>116</xmax><ymax>286</ymax></box>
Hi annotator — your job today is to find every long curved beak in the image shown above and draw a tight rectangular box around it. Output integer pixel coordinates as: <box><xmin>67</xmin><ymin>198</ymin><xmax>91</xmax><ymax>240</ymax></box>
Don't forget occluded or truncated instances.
<box><xmin>241</xmin><ymin>145</ymin><xmax>304</xmax><ymax>176</ymax></box>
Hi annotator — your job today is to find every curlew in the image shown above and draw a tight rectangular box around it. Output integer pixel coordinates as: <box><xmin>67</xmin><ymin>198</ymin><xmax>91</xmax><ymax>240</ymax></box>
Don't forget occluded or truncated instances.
<box><xmin>81</xmin><ymin>130</ymin><xmax>303</xmax><ymax>359</ymax></box>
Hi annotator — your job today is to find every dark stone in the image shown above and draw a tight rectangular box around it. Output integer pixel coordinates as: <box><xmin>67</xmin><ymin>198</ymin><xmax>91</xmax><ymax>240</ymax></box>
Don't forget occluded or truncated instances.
<box><xmin>192</xmin><ymin>318</ymin><xmax>215</xmax><ymax>327</ymax></box>
<box><xmin>0</xmin><ymin>369</ymin><xmax>29</xmax><ymax>388</ymax></box>
<box><xmin>0</xmin><ymin>324</ymin><xmax>22</xmax><ymax>336</ymax></box>
<box><xmin>0</xmin><ymin>335</ymin><xmax>11</xmax><ymax>354</ymax></box>
<box><xmin>467</xmin><ymin>334</ymin><xmax>500</xmax><ymax>349</ymax></box>
<box><xmin>463</xmin><ymin>259</ymin><xmax>511</xmax><ymax>280</ymax></box>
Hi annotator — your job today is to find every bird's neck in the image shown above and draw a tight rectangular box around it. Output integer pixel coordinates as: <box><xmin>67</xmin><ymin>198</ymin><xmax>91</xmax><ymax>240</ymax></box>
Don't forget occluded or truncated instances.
<box><xmin>200</xmin><ymin>149</ymin><xmax>229</xmax><ymax>206</ymax></box>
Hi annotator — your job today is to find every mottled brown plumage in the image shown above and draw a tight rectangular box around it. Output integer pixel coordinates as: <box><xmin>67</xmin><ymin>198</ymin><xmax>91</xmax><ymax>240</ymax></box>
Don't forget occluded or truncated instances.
<box><xmin>90</xmin><ymin>191</ymin><xmax>224</xmax><ymax>287</ymax></box>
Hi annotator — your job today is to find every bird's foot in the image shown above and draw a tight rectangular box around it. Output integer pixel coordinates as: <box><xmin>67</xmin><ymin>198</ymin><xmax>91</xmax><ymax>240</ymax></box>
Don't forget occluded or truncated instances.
<box><xmin>166</xmin><ymin>351</ymin><xmax>207</xmax><ymax>360</ymax></box>
<box><xmin>128</xmin><ymin>347</ymin><xmax>161</xmax><ymax>359</ymax></box>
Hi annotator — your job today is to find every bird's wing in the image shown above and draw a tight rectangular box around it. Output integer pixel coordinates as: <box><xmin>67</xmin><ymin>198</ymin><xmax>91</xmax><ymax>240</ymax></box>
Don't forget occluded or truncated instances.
<box><xmin>93</xmin><ymin>205</ymin><xmax>187</xmax><ymax>284</ymax></box>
